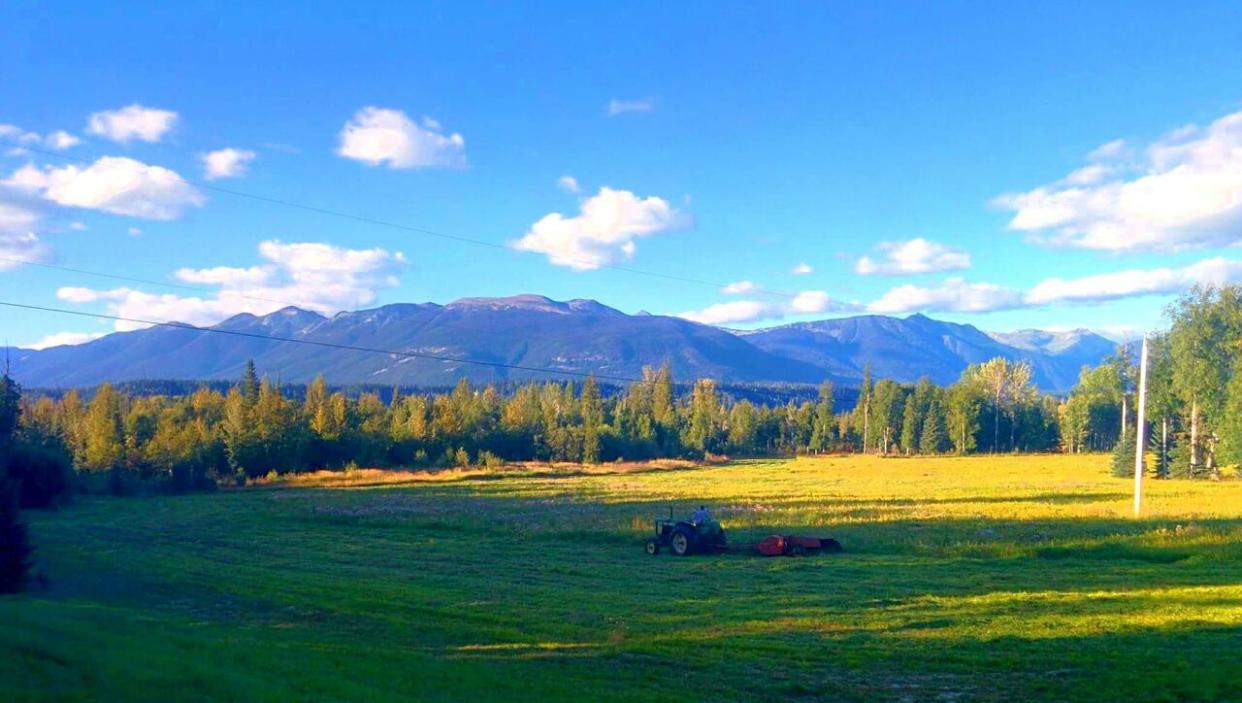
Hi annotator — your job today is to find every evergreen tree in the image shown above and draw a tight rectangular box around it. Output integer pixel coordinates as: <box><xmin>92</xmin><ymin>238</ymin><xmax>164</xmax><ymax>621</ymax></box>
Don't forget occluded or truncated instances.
<box><xmin>241</xmin><ymin>359</ymin><xmax>260</xmax><ymax>405</ymax></box>
<box><xmin>221</xmin><ymin>388</ymin><xmax>255</xmax><ymax>482</ymax></box>
<box><xmin>907</xmin><ymin>376</ymin><xmax>935</xmax><ymax>450</ymax></box>
<box><xmin>1216</xmin><ymin>356</ymin><xmax>1242</xmax><ymax>467</ymax></box>
<box><xmin>727</xmin><ymin>400</ymin><xmax>759</xmax><ymax>454</ymax></box>
<box><xmin>920</xmin><ymin>399</ymin><xmax>947</xmax><ymax>454</ymax></box>
<box><xmin>1144</xmin><ymin>333</ymin><xmax>1178</xmax><ymax>475</ymax></box>
<box><xmin>0</xmin><ymin>370</ymin><xmax>20</xmax><ymax>449</ymax></box>
<box><xmin>580</xmin><ymin>376</ymin><xmax>602</xmax><ymax>464</ymax></box>
<box><xmin>1110</xmin><ymin>428</ymin><xmax>1145</xmax><ymax>478</ymax></box>
<box><xmin>946</xmin><ymin>372</ymin><xmax>983</xmax><ymax>454</ymax></box>
<box><xmin>808</xmin><ymin>381</ymin><xmax>835</xmax><ymax>452</ymax></box>
<box><xmin>1168</xmin><ymin>435</ymin><xmax>1209</xmax><ymax>479</ymax></box>
<box><xmin>853</xmin><ymin>364</ymin><xmax>873</xmax><ymax>450</ymax></box>
<box><xmin>650</xmin><ymin>364</ymin><xmax>679</xmax><ymax>454</ymax></box>
<box><xmin>1154</xmin><ymin>433</ymin><xmax>1173</xmax><ymax>479</ymax></box>
<box><xmin>900</xmin><ymin>397</ymin><xmax>919</xmax><ymax>455</ymax></box>
<box><xmin>684</xmin><ymin>379</ymin><xmax>723</xmax><ymax>456</ymax></box>
<box><xmin>651</xmin><ymin>364</ymin><xmax>675</xmax><ymax>424</ymax></box>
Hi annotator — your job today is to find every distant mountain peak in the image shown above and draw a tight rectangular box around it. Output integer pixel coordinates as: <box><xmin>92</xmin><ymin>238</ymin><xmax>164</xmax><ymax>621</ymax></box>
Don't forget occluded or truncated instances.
<box><xmin>446</xmin><ymin>294</ymin><xmax>621</xmax><ymax>316</ymax></box>
<box><xmin>987</xmin><ymin>328</ymin><xmax>1115</xmax><ymax>356</ymax></box>
<box><xmin>742</xmin><ymin>313</ymin><xmax>1115</xmax><ymax>392</ymax></box>
<box><xmin>273</xmin><ymin>305</ymin><xmax>317</xmax><ymax>317</ymax></box>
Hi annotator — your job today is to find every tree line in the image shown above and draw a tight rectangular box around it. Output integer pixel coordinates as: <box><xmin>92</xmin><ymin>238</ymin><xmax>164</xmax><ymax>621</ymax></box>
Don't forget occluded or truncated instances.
<box><xmin>0</xmin><ymin>356</ymin><xmax>1075</xmax><ymax>495</ymax></box>
<box><xmin>6</xmin><ymin>285</ymin><xmax>1241</xmax><ymax>508</ymax></box>
<box><xmin>12</xmin><ymin>285</ymin><xmax>1242</xmax><ymax>592</ymax></box>
<box><xmin>1108</xmin><ymin>284</ymin><xmax>1242</xmax><ymax>480</ymax></box>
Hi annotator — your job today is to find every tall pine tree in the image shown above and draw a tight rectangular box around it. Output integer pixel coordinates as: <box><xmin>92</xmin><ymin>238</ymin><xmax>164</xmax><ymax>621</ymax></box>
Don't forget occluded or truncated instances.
<box><xmin>580</xmin><ymin>376</ymin><xmax>602</xmax><ymax>464</ymax></box>
<box><xmin>920</xmin><ymin>399</ymin><xmax>947</xmax><ymax>455</ymax></box>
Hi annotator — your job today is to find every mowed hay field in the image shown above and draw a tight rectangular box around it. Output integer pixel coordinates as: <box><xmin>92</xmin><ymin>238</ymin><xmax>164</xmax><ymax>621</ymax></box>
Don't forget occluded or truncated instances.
<box><xmin>3</xmin><ymin>455</ymin><xmax>1242</xmax><ymax>702</ymax></box>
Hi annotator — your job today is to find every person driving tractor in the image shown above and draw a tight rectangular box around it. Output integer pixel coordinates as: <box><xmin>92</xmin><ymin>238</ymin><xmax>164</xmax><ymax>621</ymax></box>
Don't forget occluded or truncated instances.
<box><xmin>692</xmin><ymin>505</ymin><xmax>723</xmax><ymax>542</ymax></box>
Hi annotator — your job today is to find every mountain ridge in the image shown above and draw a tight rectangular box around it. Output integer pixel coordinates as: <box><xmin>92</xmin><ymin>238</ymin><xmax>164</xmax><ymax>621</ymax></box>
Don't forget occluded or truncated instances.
<box><xmin>10</xmin><ymin>295</ymin><xmax>1119</xmax><ymax>392</ymax></box>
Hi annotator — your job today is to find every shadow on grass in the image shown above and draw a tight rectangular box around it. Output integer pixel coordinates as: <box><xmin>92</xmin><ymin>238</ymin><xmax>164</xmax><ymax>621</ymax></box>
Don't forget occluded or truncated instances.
<box><xmin>435</xmin><ymin>620</ymin><xmax>1242</xmax><ymax>703</ymax></box>
<box><xmin>15</xmin><ymin>483</ymin><xmax>1242</xmax><ymax>703</ymax></box>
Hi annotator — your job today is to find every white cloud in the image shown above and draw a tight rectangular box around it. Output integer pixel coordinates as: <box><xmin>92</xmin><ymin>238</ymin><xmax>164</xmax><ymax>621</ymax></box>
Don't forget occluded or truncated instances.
<box><xmin>127</xmin><ymin>227</ymin><xmax>142</xmax><ymax>237</ymax></box>
<box><xmin>0</xmin><ymin>125</ymin><xmax>81</xmax><ymax>150</ymax></box>
<box><xmin>607</xmin><ymin>98</ymin><xmax>653</xmax><ymax>116</ymax></box>
<box><xmin>679</xmin><ymin>300</ymin><xmax>775</xmax><ymax>325</ymax></box>
<box><xmin>0</xmin><ymin>185</ymin><xmax>49</xmax><ymax>269</ymax></box>
<box><xmin>721</xmin><ymin>280</ymin><xmax>757</xmax><ymax>294</ymax></box>
<box><xmin>337</xmin><ymin>107</ymin><xmax>466</xmax><ymax>169</ymax></box>
<box><xmin>58</xmin><ymin>240</ymin><xmax>406</xmax><ymax>331</ymax></box>
<box><xmin>174</xmin><ymin>264</ymin><xmax>272</xmax><ymax>287</ymax></box>
<box><xmin>789</xmin><ymin>290</ymin><xmax>832</xmax><ymax>314</ymax></box>
<box><xmin>791</xmin><ymin>262</ymin><xmax>813</xmax><ymax>275</ymax></box>
<box><xmin>557</xmin><ymin>175</ymin><xmax>581</xmax><ymax>194</ymax></box>
<box><xmin>1024</xmin><ymin>257</ymin><xmax>1242</xmax><ymax>305</ymax></box>
<box><xmin>512</xmin><ymin>186</ymin><xmax>690</xmax><ymax>270</ymax></box>
<box><xmin>56</xmin><ymin>286</ymin><xmax>114</xmax><ymax>303</ymax></box>
<box><xmin>23</xmin><ymin>331</ymin><xmax>105</xmax><ymax>350</ymax></box>
<box><xmin>1089</xmin><ymin>139</ymin><xmax>1129</xmax><ymax>160</ymax></box>
<box><xmin>0</xmin><ymin>230</ymin><xmax>47</xmax><ymax>270</ymax></box>
<box><xmin>8</xmin><ymin>156</ymin><xmax>204</xmax><ymax>219</ymax></box>
<box><xmin>1063</xmin><ymin>163</ymin><xmax>1112</xmax><ymax>186</ymax></box>
<box><xmin>86</xmin><ymin>104</ymin><xmax>178</xmax><ymax>143</ymax></box>
<box><xmin>46</xmin><ymin>130</ymin><xmax>81</xmax><ymax>150</ymax></box>
<box><xmin>867</xmin><ymin>278</ymin><xmax>1023</xmax><ymax>314</ymax></box>
<box><xmin>200</xmin><ymin>147</ymin><xmax>256</xmax><ymax>180</ymax></box>
<box><xmin>693</xmin><ymin>253</ymin><xmax>1242</xmax><ymax>322</ymax></box>
<box><xmin>0</xmin><ymin>125</ymin><xmax>41</xmax><ymax>145</ymax></box>
<box><xmin>860</xmin><ymin>256</ymin><xmax>1242</xmax><ymax>315</ymax></box>
<box><xmin>679</xmin><ymin>289</ymin><xmax>850</xmax><ymax>325</ymax></box>
<box><xmin>0</xmin><ymin>198</ymin><xmax>40</xmax><ymax>234</ymax></box>
<box><xmin>995</xmin><ymin>109</ymin><xmax>1242</xmax><ymax>252</ymax></box>
<box><xmin>855</xmin><ymin>238</ymin><xmax>971</xmax><ymax>276</ymax></box>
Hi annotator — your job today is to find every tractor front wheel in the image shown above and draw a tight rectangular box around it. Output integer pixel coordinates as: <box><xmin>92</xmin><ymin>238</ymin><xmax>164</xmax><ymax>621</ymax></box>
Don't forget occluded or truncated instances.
<box><xmin>670</xmin><ymin>529</ymin><xmax>692</xmax><ymax>556</ymax></box>
<box><xmin>645</xmin><ymin>539</ymin><xmax>660</xmax><ymax>555</ymax></box>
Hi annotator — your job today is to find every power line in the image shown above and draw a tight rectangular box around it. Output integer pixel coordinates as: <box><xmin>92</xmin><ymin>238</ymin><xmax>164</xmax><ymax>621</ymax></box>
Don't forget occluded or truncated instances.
<box><xmin>0</xmin><ymin>253</ymin><xmax>646</xmax><ymax>351</ymax></box>
<box><xmin>0</xmin><ymin>255</ymin><xmax>293</xmax><ymax>305</ymax></box>
<box><xmin>17</xmin><ymin>145</ymin><xmax>808</xmax><ymax>302</ymax></box>
<box><xmin>0</xmin><ymin>300</ymin><xmax>643</xmax><ymax>384</ymax></box>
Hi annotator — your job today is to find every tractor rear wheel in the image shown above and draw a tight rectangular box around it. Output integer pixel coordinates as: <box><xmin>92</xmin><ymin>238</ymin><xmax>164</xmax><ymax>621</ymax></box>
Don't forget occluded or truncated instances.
<box><xmin>645</xmin><ymin>539</ymin><xmax>660</xmax><ymax>555</ymax></box>
<box><xmin>670</xmin><ymin>528</ymin><xmax>693</xmax><ymax>556</ymax></box>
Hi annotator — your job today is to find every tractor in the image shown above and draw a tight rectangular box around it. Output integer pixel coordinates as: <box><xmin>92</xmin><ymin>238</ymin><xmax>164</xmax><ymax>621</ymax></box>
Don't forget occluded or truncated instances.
<box><xmin>644</xmin><ymin>515</ymin><xmax>727</xmax><ymax>556</ymax></box>
<box><xmin>643</xmin><ymin>509</ymin><xmax>843</xmax><ymax>557</ymax></box>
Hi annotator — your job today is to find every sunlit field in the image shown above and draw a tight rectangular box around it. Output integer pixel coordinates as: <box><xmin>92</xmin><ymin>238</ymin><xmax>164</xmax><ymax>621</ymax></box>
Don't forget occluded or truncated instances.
<box><xmin>3</xmin><ymin>454</ymin><xmax>1241</xmax><ymax>702</ymax></box>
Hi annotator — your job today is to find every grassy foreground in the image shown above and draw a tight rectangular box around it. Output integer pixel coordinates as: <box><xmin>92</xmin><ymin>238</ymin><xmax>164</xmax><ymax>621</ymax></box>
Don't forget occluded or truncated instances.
<box><xmin>3</xmin><ymin>454</ymin><xmax>1241</xmax><ymax>702</ymax></box>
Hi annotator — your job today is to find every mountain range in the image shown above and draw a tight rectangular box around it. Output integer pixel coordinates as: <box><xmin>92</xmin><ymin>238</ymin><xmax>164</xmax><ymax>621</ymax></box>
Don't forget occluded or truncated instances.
<box><xmin>7</xmin><ymin>294</ymin><xmax>1120</xmax><ymax>393</ymax></box>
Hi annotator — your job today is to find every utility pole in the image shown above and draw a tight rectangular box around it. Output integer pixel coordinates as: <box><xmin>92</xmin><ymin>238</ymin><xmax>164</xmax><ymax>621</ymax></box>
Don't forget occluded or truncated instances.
<box><xmin>1133</xmin><ymin>336</ymin><xmax>1149</xmax><ymax>517</ymax></box>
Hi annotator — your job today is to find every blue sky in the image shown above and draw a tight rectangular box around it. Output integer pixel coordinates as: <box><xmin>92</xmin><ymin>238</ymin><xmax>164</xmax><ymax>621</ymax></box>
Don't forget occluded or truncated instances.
<box><xmin>3</xmin><ymin>1</ymin><xmax>1242</xmax><ymax>348</ymax></box>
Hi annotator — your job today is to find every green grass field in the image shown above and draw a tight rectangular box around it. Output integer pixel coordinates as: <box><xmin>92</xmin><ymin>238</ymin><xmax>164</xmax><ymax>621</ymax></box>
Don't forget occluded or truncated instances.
<box><xmin>3</xmin><ymin>454</ymin><xmax>1241</xmax><ymax>702</ymax></box>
